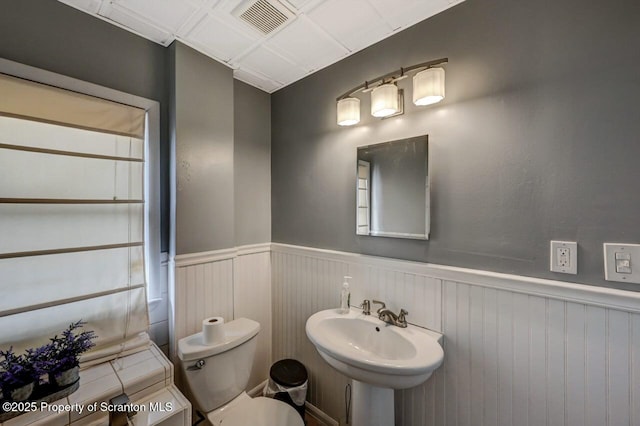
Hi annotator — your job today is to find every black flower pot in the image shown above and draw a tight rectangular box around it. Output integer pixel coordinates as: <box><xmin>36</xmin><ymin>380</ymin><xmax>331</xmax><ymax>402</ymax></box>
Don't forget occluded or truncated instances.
<box><xmin>9</xmin><ymin>382</ymin><xmax>34</xmax><ymax>401</ymax></box>
<box><xmin>49</xmin><ymin>366</ymin><xmax>79</xmax><ymax>388</ymax></box>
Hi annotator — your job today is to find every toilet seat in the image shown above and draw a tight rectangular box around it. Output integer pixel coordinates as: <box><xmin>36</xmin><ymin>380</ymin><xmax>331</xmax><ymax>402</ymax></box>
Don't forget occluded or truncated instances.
<box><xmin>207</xmin><ymin>395</ymin><xmax>304</xmax><ymax>426</ymax></box>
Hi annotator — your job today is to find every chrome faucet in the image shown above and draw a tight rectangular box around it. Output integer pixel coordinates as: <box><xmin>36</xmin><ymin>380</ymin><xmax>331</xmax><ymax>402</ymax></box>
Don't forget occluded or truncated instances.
<box><xmin>360</xmin><ymin>299</ymin><xmax>371</xmax><ymax>315</ymax></box>
<box><xmin>372</xmin><ymin>300</ymin><xmax>409</xmax><ymax>328</ymax></box>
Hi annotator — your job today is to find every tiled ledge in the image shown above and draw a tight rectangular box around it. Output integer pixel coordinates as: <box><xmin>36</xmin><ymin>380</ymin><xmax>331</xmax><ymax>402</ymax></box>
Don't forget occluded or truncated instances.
<box><xmin>2</xmin><ymin>344</ymin><xmax>190</xmax><ymax>426</ymax></box>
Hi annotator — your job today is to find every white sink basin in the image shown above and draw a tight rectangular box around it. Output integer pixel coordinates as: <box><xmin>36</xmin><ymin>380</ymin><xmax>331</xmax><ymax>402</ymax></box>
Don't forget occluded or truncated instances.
<box><xmin>306</xmin><ymin>308</ymin><xmax>444</xmax><ymax>389</ymax></box>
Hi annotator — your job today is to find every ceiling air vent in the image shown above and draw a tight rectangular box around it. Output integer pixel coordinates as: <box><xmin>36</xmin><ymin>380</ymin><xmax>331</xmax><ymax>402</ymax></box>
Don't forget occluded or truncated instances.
<box><xmin>233</xmin><ymin>0</ymin><xmax>294</xmax><ymax>35</ymax></box>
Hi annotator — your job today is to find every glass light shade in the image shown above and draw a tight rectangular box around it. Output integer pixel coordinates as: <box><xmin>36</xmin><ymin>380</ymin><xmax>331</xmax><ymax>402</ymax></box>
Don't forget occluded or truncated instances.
<box><xmin>413</xmin><ymin>67</ymin><xmax>445</xmax><ymax>106</ymax></box>
<box><xmin>337</xmin><ymin>97</ymin><xmax>361</xmax><ymax>126</ymax></box>
<box><xmin>371</xmin><ymin>84</ymin><xmax>399</xmax><ymax>117</ymax></box>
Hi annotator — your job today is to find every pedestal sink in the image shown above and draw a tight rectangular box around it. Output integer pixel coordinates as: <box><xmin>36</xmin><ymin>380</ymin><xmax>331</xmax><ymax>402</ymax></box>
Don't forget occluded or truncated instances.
<box><xmin>306</xmin><ymin>309</ymin><xmax>444</xmax><ymax>426</ymax></box>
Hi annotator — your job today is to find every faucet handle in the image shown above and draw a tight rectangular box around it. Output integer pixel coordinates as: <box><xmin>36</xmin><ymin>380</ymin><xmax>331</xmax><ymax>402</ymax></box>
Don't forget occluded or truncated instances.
<box><xmin>398</xmin><ymin>309</ymin><xmax>408</xmax><ymax>323</ymax></box>
<box><xmin>372</xmin><ymin>300</ymin><xmax>386</xmax><ymax>313</ymax></box>
<box><xmin>360</xmin><ymin>299</ymin><xmax>371</xmax><ymax>315</ymax></box>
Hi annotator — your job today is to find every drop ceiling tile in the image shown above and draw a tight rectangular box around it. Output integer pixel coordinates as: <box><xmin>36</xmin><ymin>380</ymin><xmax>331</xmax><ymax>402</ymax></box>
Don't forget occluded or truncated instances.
<box><xmin>265</xmin><ymin>15</ymin><xmax>347</xmax><ymax>72</ymax></box>
<box><xmin>307</xmin><ymin>0</ymin><xmax>393</xmax><ymax>51</ymax></box>
<box><xmin>99</xmin><ymin>5</ymin><xmax>174</xmax><ymax>45</ymax></box>
<box><xmin>369</xmin><ymin>0</ymin><xmax>451</xmax><ymax>30</ymax></box>
<box><xmin>283</xmin><ymin>0</ymin><xmax>314</xmax><ymax>11</ymax></box>
<box><xmin>237</xmin><ymin>46</ymin><xmax>307</xmax><ymax>84</ymax></box>
<box><xmin>56</xmin><ymin>0</ymin><xmax>465</xmax><ymax>93</ymax></box>
<box><xmin>186</xmin><ymin>14</ymin><xmax>259</xmax><ymax>62</ymax></box>
<box><xmin>211</xmin><ymin>0</ymin><xmax>246</xmax><ymax>13</ymax></box>
<box><xmin>111</xmin><ymin>0</ymin><xmax>199</xmax><ymax>32</ymax></box>
<box><xmin>58</xmin><ymin>0</ymin><xmax>101</xmax><ymax>14</ymax></box>
<box><xmin>234</xmin><ymin>68</ymin><xmax>281</xmax><ymax>92</ymax></box>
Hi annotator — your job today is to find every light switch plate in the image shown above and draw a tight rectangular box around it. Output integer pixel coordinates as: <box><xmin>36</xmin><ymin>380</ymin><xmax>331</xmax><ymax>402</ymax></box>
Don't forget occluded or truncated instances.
<box><xmin>550</xmin><ymin>241</ymin><xmax>577</xmax><ymax>274</ymax></box>
<box><xmin>604</xmin><ymin>243</ymin><xmax>640</xmax><ymax>284</ymax></box>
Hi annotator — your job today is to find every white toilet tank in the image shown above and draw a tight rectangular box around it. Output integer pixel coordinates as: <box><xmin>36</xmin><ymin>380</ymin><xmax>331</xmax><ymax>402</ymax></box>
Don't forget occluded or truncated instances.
<box><xmin>178</xmin><ymin>318</ymin><xmax>260</xmax><ymax>413</ymax></box>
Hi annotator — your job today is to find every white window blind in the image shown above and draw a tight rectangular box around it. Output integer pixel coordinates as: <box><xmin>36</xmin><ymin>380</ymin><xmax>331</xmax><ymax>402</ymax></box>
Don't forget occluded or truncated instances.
<box><xmin>0</xmin><ymin>73</ymin><xmax>150</xmax><ymax>364</ymax></box>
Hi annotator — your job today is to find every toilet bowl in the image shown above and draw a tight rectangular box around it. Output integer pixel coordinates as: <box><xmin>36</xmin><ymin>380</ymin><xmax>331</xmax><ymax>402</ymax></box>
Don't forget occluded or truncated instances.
<box><xmin>178</xmin><ymin>318</ymin><xmax>304</xmax><ymax>426</ymax></box>
<box><xmin>206</xmin><ymin>391</ymin><xmax>302</xmax><ymax>425</ymax></box>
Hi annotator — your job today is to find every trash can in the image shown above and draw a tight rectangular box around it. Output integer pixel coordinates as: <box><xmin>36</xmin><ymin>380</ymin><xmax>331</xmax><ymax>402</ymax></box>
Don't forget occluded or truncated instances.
<box><xmin>263</xmin><ymin>359</ymin><xmax>308</xmax><ymax>420</ymax></box>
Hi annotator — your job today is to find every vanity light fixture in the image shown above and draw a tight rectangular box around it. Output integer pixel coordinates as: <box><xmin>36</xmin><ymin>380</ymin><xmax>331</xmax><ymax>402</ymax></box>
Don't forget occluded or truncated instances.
<box><xmin>413</xmin><ymin>67</ymin><xmax>445</xmax><ymax>106</ymax></box>
<box><xmin>370</xmin><ymin>83</ymin><xmax>400</xmax><ymax>118</ymax></box>
<box><xmin>335</xmin><ymin>57</ymin><xmax>448</xmax><ymax>126</ymax></box>
<box><xmin>337</xmin><ymin>97</ymin><xmax>361</xmax><ymax>126</ymax></box>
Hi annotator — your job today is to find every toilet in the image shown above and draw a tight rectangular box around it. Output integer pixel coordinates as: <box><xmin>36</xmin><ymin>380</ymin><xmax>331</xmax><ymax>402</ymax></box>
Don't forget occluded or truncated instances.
<box><xmin>178</xmin><ymin>318</ymin><xmax>304</xmax><ymax>426</ymax></box>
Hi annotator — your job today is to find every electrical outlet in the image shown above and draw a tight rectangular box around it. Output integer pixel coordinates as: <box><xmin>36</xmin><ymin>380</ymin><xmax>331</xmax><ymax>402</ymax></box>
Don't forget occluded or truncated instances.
<box><xmin>550</xmin><ymin>241</ymin><xmax>577</xmax><ymax>274</ymax></box>
<box><xmin>557</xmin><ymin>248</ymin><xmax>570</xmax><ymax>267</ymax></box>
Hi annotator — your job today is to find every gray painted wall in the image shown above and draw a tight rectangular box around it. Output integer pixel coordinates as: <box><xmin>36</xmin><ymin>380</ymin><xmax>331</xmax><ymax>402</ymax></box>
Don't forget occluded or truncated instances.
<box><xmin>234</xmin><ymin>80</ymin><xmax>272</xmax><ymax>245</ymax></box>
<box><xmin>171</xmin><ymin>42</ymin><xmax>235</xmax><ymax>255</ymax></box>
<box><xmin>0</xmin><ymin>0</ymin><xmax>170</xmax><ymax>252</ymax></box>
<box><xmin>271</xmin><ymin>0</ymin><xmax>640</xmax><ymax>289</ymax></box>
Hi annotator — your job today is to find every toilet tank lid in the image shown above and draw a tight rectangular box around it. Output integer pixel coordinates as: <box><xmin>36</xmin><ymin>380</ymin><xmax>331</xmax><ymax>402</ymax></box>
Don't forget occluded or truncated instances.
<box><xmin>178</xmin><ymin>318</ymin><xmax>260</xmax><ymax>362</ymax></box>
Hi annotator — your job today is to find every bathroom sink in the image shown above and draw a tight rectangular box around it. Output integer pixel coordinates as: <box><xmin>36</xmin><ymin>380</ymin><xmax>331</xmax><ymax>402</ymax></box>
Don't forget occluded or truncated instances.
<box><xmin>305</xmin><ymin>309</ymin><xmax>444</xmax><ymax>389</ymax></box>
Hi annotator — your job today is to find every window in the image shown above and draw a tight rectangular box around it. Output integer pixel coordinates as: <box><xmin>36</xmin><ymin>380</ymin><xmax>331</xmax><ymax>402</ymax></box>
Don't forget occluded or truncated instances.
<box><xmin>0</xmin><ymin>68</ymin><xmax>159</xmax><ymax>363</ymax></box>
<box><xmin>356</xmin><ymin>160</ymin><xmax>371</xmax><ymax>235</ymax></box>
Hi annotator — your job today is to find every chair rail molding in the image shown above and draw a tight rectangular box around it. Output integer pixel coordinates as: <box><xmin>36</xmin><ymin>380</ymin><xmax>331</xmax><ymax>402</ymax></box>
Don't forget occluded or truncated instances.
<box><xmin>174</xmin><ymin>242</ymin><xmax>272</xmax><ymax>268</ymax></box>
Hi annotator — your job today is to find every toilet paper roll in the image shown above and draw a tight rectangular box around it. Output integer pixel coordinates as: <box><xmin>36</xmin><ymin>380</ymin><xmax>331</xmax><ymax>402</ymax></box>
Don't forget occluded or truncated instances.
<box><xmin>202</xmin><ymin>316</ymin><xmax>225</xmax><ymax>345</ymax></box>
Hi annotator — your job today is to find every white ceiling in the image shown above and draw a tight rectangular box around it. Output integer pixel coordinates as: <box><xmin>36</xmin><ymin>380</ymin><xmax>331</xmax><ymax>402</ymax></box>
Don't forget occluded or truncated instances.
<box><xmin>58</xmin><ymin>0</ymin><xmax>463</xmax><ymax>93</ymax></box>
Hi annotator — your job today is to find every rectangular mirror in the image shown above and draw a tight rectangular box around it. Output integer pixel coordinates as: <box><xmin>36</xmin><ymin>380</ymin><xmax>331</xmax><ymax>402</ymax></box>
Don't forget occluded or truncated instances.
<box><xmin>356</xmin><ymin>135</ymin><xmax>430</xmax><ymax>240</ymax></box>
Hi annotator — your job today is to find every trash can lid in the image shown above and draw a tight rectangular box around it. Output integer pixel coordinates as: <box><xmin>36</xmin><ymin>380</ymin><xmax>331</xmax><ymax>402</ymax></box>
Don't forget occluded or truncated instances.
<box><xmin>270</xmin><ymin>359</ymin><xmax>308</xmax><ymax>387</ymax></box>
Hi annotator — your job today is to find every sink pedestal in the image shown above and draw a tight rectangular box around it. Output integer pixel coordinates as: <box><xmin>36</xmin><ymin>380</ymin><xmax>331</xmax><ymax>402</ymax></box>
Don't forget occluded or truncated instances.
<box><xmin>351</xmin><ymin>380</ymin><xmax>394</xmax><ymax>426</ymax></box>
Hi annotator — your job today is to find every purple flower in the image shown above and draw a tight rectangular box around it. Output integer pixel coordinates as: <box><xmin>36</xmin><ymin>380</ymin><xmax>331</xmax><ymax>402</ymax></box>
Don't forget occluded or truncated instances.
<box><xmin>0</xmin><ymin>321</ymin><xmax>97</xmax><ymax>393</ymax></box>
<box><xmin>26</xmin><ymin>343</ymin><xmax>55</xmax><ymax>382</ymax></box>
<box><xmin>0</xmin><ymin>347</ymin><xmax>38</xmax><ymax>391</ymax></box>
<box><xmin>48</xmin><ymin>321</ymin><xmax>96</xmax><ymax>376</ymax></box>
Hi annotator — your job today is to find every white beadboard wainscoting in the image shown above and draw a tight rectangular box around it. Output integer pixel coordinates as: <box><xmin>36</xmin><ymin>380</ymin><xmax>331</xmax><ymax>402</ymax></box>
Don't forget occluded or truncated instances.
<box><xmin>271</xmin><ymin>243</ymin><xmax>640</xmax><ymax>426</ymax></box>
<box><xmin>234</xmin><ymin>248</ymin><xmax>273</xmax><ymax>389</ymax></box>
<box><xmin>170</xmin><ymin>243</ymin><xmax>272</xmax><ymax>390</ymax></box>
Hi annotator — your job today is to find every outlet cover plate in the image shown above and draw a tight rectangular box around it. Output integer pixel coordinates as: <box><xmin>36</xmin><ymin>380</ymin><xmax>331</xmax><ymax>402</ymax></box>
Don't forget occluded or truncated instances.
<box><xmin>604</xmin><ymin>243</ymin><xmax>640</xmax><ymax>284</ymax></box>
<box><xmin>550</xmin><ymin>240</ymin><xmax>577</xmax><ymax>274</ymax></box>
